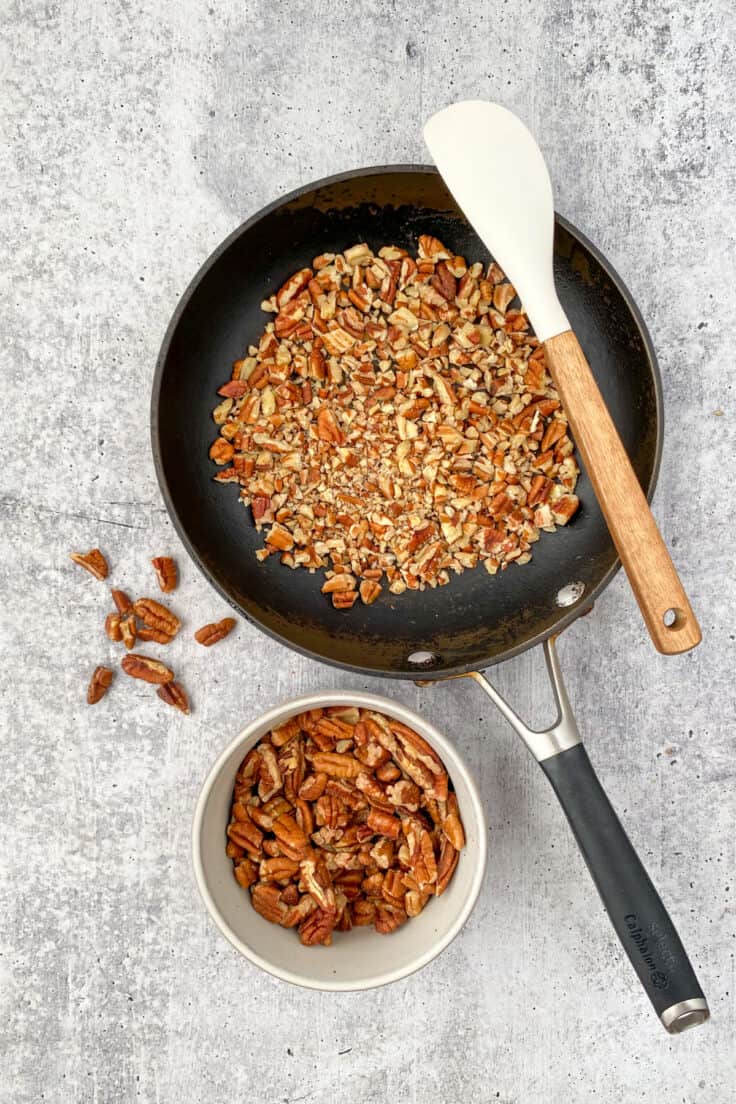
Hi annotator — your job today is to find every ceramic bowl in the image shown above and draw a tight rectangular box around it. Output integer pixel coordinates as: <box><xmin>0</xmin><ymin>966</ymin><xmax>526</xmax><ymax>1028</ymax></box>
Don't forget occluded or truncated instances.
<box><xmin>192</xmin><ymin>690</ymin><xmax>487</xmax><ymax>990</ymax></box>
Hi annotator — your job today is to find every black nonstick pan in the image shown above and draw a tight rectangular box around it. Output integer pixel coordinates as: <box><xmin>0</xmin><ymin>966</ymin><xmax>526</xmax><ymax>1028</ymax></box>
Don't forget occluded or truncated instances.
<box><xmin>153</xmin><ymin>166</ymin><xmax>708</xmax><ymax>1031</ymax></box>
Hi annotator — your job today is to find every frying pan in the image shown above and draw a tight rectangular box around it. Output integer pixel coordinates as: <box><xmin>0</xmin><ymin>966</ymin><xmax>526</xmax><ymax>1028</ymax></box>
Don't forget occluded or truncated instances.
<box><xmin>153</xmin><ymin>166</ymin><xmax>708</xmax><ymax>1031</ymax></box>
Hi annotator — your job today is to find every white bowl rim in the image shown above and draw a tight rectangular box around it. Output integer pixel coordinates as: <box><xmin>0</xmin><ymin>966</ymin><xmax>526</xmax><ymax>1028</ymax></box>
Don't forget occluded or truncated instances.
<box><xmin>192</xmin><ymin>689</ymin><xmax>487</xmax><ymax>992</ymax></box>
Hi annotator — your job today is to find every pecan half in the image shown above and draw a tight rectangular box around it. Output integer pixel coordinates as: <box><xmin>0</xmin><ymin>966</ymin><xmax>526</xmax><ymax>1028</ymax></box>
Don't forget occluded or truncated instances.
<box><xmin>310</xmin><ymin>751</ymin><xmax>362</xmax><ymax>779</ymax></box>
<box><xmin>298</xmin><ymin>907</ymin><xmax>336</xmax><ymax>946</ymax></box>
<box><xmin>87</xmin><ymin>665</ymin><xmax>113</xmax><ymax>704</ymax></box>
<box><xmin>374</xmin><ymin>903</ymin><xmax>407</xmax><ymax>934</ymax></box>
<box><xmin>257</xmin><ymin>744</ymin><xmax>283</xmax><ymax>802</ymax></box>
<box><xmin>194</xmin><ymin>617</ymin><xmax>236</xmax><ymax>646</ymax></box>
<box><xmin>442</xmin><ymin>792</ymin><xmax>465</xmax><ymax>850</ymax></box>
<box><xmin>272</xmin><ymin>813</ymin><xmax>310</xmax><ymax>860</ymax></box>
<box><xmin>227</xmin><ymin>814</ymin><xmax>264</xmax><ymax>856</ymax></box>
<box><xmin>157</xmin><ymin>681</ymin><xmax>190</xmax><ymax>714</ymax></box>
<box><xmin>251</xmin><ymin>883</ymin><xmax>289</xmax><ymax>925</ymax></box>
<box><xmin>259</xmin><ymin>857</ymin><xmax>300</xmax><ymax>884</ymax></box>
<box><xmin>137</xmin><ymin>625</ymin><xmax>173</xmax><ymax>645</ymax></box>
<box><xmin>234</xmin><ymin>859</ymin><xmax>258</xmax><ymax>890</ymax></box>
<box><xmin>151</xmin><ymin>556</ymin><xmax>177</xmax><ymax>592</ymax></box>
<box><xmin>299</xmin><ymin>772</ymin><xmax>328</xmax><ymax>801</ymax></box>
<box><xmin>133</xmin><ymin>598</ymin><xmax>181</xmax><ymax>640</ymax></box>
<box><xmin>121</xmin><ymin>653</ymin><xmax>174</xmax><ymax>684</ymax></box>
<box><xmin>70</xmin><ymin>549</ymin><xmax>108</xmax><ymax>580</ymax></box>
<box><xmin>111</xmin><ymin>588</ymin><xmax>132</xmax><ymax>614</ymax></box>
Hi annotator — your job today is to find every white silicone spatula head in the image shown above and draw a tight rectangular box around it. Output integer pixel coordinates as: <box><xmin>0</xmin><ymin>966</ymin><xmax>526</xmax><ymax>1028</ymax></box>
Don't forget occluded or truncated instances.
<box><xmin>424</xmin><ymin>100</ymin><xmax>569</xmax><ymax>342</ymax></box>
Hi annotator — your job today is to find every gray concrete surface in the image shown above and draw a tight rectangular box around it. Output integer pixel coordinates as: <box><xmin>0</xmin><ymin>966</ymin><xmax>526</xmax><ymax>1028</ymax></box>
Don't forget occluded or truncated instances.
<box><xmin>2</xmin><ymin>1</ymin><xmax>734</xmax><ymax>1101</ymax></box>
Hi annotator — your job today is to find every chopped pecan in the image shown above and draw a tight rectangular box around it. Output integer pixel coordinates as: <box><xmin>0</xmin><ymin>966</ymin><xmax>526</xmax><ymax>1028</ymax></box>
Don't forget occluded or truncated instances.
<box><xmin>331</xmin><ymin>590</ymin><xmax>358</xmax><ymax>610</ymax></box>
<box><xmin>70</xmin><ymin>548</ymin><xmax>108</xmax><ymax>581</ymax></box>
<box><xmin>87</xmin><ymin>665</ymin><xmax>113</xmax><ymax>704</ymax></box>
<box><xmin>209</xmin><ymin>438</ymin><xmax>234</xmax><ymax>464</ymax></box>
<box><xmin>211</xmin><ymin>240</ymin><xmax>578</xmax><ymax>609</ymax></box>
<box><xmin>358</xmin><ymin>579</ymin><xmax>382</xmax><ymax>605</ymax></box>
<box><xmin>194</xmin><ymin>617</ymin><xmax>236</xmax><ymax>646</ymax></box>
<box><xmin>321</xmin><ymin>573</ymin><xmax>356</xmax><ymax>594</ymax></box>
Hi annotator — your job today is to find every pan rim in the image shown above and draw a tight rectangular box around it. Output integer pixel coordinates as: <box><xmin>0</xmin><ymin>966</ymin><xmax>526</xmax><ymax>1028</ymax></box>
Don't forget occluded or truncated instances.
<box><xmin>151</xmin><ymin>163</ymin><xmax>663</xmax><ymax>677</ymax></box>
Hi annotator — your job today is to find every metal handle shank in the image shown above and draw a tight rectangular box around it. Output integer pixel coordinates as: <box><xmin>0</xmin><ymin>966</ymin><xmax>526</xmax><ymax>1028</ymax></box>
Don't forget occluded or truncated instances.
<box><xmin>471</xmin><ymin>637</ymin><xmax>709</xmax><ymax>1033</ymax></box>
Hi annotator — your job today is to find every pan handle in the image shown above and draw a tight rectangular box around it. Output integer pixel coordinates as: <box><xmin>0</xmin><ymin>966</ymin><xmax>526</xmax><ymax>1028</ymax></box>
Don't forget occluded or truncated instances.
<box><xmin>470</xmin><ymin>637</ymin><xmax>709</xmax><ymax>1033</ymax></box>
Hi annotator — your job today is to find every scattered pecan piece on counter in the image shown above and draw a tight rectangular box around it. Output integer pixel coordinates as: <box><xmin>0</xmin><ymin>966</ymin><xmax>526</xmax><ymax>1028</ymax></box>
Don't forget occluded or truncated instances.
<box><xmin>87</xmin><ymin>665</ymin><xmax>114</xmax><ymax>704</ymax></box>
<box><xmin>133</xmin><ymin>597</ymin><xmax>181</xmax><ymax>641</ymax></box>
<box><xmin>157</xmin><ymin>681</ymin><xmax>190</xmax><ymax>714</ymax></box>
<box><xmin>119</xmin><ymin>614</ymin><xmax>137</xmax><ymax>650</ymax></box>
<box><xmin>210</xmin><ymin>237</ymin><xmax>580</xmax><ymax>610</ymax></box>
<box><xmin>226</xmin><ymin>706</ymin><xmax>465</xmax><ymax>946</ymax></box>
<box><xmin>121</xmin><ymin>653</ymin><xmax>174</xmax><ymax>685</ymax></box>
<box><xmin>110</xmin><ymin>590</ymin><xmax>137</xmax><ymax>650</ymax></box>
<box><xmin>111</xmin><ymin>588</ymin><xmax>133</xmax><ymax>613</ymax></box>
<box><xmin>137</xmin><ymin>625</ymin><xmax>173</xmax><ymax>645</ymax></box>
<box><xmin>70</xmin><ymin>548</ymin><xmax>109</xmax><ymax>581</ymax></box>
<box><xmin>104</xmin><ymin>612</ymin><xmax>122</xmax><ymax>642</ymax></box>
<box><xmin>151</xmin><ymin>556</ymin><xmax>177</xmax><ymax>593</ymax></box>
<box><xmin>194</xmin><ymin>616</ymin><xmax>236</xmax><ymax>646</ymax></box>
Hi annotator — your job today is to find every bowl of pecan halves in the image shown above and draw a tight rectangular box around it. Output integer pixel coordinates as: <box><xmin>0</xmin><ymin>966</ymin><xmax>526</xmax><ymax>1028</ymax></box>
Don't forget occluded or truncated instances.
<box><xmin>193</xmin><ymin>691</ymin><xmax>486</xmax><ymax>990</ymax></box>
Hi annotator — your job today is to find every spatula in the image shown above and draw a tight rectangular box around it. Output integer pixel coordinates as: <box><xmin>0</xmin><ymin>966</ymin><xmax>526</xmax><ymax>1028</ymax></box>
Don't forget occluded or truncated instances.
<box><xmin>424</xmin><ymin>101</ymin><xmax>701</xmax><ymax>655</ymax></box>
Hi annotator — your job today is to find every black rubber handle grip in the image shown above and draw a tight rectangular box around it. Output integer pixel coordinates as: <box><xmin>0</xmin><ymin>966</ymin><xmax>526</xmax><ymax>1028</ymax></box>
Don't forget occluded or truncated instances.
<box><xmin>541</xmin><ymin>744</ymin><xmax>706</xmax><ymax>1024</ymax></box>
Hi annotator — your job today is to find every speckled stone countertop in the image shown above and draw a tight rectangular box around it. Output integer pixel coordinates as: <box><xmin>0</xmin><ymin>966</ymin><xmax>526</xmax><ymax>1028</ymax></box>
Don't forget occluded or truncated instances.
<box><xmin>2</xmin><ymin>2</ymin><xmax>734</xmax><ymax>1101</ymax></box>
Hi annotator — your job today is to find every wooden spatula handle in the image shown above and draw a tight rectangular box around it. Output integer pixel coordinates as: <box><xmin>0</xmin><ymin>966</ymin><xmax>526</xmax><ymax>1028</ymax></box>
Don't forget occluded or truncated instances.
<box><xmin>544</xmin><ymin>330</ymin><xmax>701</xmax><ymax>654</ymax></box>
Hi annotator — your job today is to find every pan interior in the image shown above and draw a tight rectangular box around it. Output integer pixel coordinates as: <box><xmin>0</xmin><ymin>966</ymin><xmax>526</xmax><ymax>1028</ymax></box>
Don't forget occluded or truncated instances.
<box><xmin>154</xmin><ymin>169</ymin><xmax>660</xmax><ymax>677</ymax></box>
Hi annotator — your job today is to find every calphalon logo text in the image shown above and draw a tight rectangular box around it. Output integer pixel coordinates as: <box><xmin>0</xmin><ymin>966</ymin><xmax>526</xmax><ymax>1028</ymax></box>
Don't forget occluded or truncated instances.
<box><xmin>624</xmin><ymin>914</ymin><xmax>670</xmax><ymax>991</ymax></box>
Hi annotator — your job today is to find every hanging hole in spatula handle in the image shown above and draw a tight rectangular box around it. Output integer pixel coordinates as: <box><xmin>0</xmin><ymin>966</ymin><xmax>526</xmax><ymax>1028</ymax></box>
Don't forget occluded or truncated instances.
<box><xmin>543</xmin><ymin>330</ymin><xmax>701</xmax><ymax>655</ymax></box>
